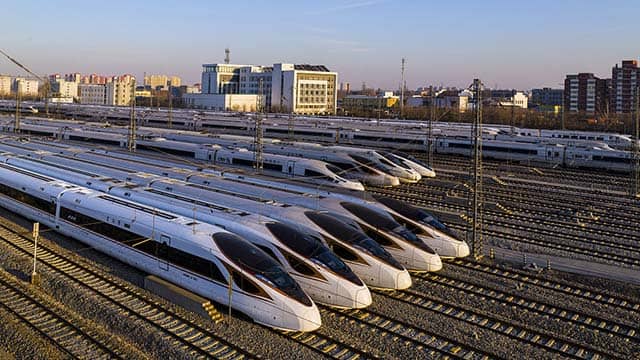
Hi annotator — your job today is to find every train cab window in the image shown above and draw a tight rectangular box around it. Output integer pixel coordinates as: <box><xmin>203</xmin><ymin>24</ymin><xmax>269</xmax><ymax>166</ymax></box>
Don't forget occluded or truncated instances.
<box><xmin>254</xmin><ymin>244</ymin><xmax>282</xmax><ymax>265</ymax></box>
<box><xmin>231</xmin><ymin>271</ymin><xmax>263</xmax><ymax>296</ymax></box>
<box><xmin>284</xmin><ymin>252</ymin><xmax>318</xmax><ymax>277</ymax></box>
<box><xmin>331</xmin><ymin>243</ymin><xmax>360</xmax><ymax>262</ymax></box>
<box><xmin>213</xmin><ymin>233</ymin><xmax>311</xmax><ymax>305</ymax></box>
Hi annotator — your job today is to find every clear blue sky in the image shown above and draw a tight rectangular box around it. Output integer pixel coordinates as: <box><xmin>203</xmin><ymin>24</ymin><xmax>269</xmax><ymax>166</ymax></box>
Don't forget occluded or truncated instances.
<box><xmin>2</xmin><ymin>0</ymin><xmax>639</xmax><ymax>90</ymax></box>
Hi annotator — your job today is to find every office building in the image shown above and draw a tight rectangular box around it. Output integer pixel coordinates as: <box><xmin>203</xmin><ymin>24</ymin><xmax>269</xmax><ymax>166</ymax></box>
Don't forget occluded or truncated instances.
<box><xmin>200</xmin><ymin>62</ymin><xmax>337</xmax><ymax>114</ymax></box>
<box><xmin>531</xmin><ymin>88</ymin><xmax>564</xmax><ymax>106</ymax></box>
<box><xmin>78</xmin><ymin>84</ymin><xmax>107</xmax><ymax>104</ymax></box>
<box><xmin>342</xmin><ymin>91</ymin><xmax>398</xmax><ymax>111</ymax></box>
<box><xmin>611</xmin><ymin>60</ymin><xmax>640</xmax><ymax>113</ymax></box>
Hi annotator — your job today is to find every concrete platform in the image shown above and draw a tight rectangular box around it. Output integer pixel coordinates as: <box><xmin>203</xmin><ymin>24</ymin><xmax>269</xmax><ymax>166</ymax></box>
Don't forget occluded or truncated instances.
<box><xmin>144</xmin><ymin>275</ymin><xmax>223</xmax><ymax>323</ymax></box>
<box><xmin>487</xmin><ymin>247</ymin><xmax>640</xmax><ymax>286</ymax></box>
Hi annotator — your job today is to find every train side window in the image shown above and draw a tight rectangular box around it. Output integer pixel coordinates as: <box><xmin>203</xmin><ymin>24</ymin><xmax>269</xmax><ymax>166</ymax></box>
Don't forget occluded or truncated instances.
<box><xmin>158</xmin><ymin>241</ymin><xmax>169</xmax><ymax>260</ymax></box>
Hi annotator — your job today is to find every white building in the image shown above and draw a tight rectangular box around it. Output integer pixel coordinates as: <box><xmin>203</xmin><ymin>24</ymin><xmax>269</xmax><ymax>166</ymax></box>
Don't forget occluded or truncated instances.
<box><xmin>199</xmin><ymin>62</ymin><xmax>337</xmax><ymax>114</ymax></box>
<box><xmin>0</xmin><ymin>75</ymin><xmax>11</xmax><ymax>96</ymax></box>
<box><xmin>52</xmin><ymin>79</ymin><xmax>78</xmax><ymax>100</ymax></box>
<box><xmin>182</xmin><ymin>93</ymin><xmax>258</xmax><ymax>112</ymax></box>
<box><xmin>79</xmin><ymin>84</ymin><xmax>107</xmax><ymax>104</ymax></box>
<box><xmin>14</xmin><ymin>78</ymin><xmax>39</xmax><ymax>97</ymax></box>
<box><xmin>499</xmin><ymin>91</ymin><xmax>528</xmax><ymax>109</ymax></box>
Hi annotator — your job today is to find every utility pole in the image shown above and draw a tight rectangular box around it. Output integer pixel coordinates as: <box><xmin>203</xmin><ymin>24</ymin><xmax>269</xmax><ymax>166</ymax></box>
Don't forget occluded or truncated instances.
<box><xmin>468</xmin><ymin>79</ymin><xmax>484</xmax><ymax>259</ymax></box>
<box><xmin>400</xmin><ymin>58</ymin><xmax>405</xmax><ymax>119</ymax></box>
<box><xmin>631</xmin><ymin>85</ymin><xmax>640</xmax><ymax>198</ymax></box>
<box><xmin>253</xmin><ymin>79</ymin><xmax>264</xmax><ymax>173</ymax></box>
<box><xmin>31</xmin><ymin>222</ymin><xmax>40</xmax><ymax>286</ymax></box>
<box><xmin>14</xmin><ymin>88</ymin><xmax>20</xmax><ymax>133</ymax></box>
<box><xmin>128</xmin><ymin>80</ymin><xmax>136</xmax><ymax>152</ymax></box>
<box><xmin>288</xmin><ymin>85</ymin><xmax>295</xmax><ymax>140</ymax></box>
<box><xmin>168</xmin><ymin>86</ymin><xmax>173</xmax><ymax>129</ymax></box>
<box><xmin>428</xmin><ymin>86</ymin><xmax>435</xmax><ymax>167</ymax></box>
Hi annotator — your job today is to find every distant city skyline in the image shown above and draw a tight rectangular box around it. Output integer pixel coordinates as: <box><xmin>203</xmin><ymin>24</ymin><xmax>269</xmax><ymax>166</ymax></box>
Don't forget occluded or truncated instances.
<box><xmin>2</xmin><ymin>0</ymin><xmax>639</xmax><ymax>90</ymax></box>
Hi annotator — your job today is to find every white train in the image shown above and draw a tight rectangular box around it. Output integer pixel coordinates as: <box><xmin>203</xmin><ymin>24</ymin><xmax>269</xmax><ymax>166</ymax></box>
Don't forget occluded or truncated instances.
<box><xmin>155</xmin><ymin>131</ymin><xmax>420</xmax><ymax>183</ymax></box>
<box><xmin>0</xmin><ymin>151</ymin><xmax>372</xmax><ymax>309</ymax></box>
<box><xmin>0</xmin><ymin>139</ymin><xmax>415</xmax><ymax>289</ymax></box>
<box><xmin>436</xmin><ymin>138</ymin><xmax>633</xmax><ymax>172</ymax></box>
<box><xmin>0</xmin><ymin>122</ymin><xmax>366</xmax><ymax>191</ymax></box>
<box><xmin>0</xmin><ymin>138</ymin><xmax>463</xmax><ymax>259</ymax></box>
<box><xmin>0</xmin><ymin>162</ymin><xmax>321</xmax><ymax>331</ymax></box>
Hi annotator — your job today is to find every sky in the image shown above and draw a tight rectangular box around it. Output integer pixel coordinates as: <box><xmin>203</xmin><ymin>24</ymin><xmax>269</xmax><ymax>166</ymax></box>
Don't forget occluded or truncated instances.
<box><xmin>2</xmin><ymin>0</ymin><xmax>639</xmax><ymax>90</ymax></box>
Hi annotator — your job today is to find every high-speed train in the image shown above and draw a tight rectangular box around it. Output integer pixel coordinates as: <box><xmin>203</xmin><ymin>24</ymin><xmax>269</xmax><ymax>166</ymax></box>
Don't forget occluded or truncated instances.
<box><xmin>0</xmin><ymin>122</ymin><xmax>366</xmax><ymax>191</ymax></box>
<box><xmin>0</xmin><ymin>151</ymin><xmax>372</xmax><ymax>309</ymax></box>
<box><xmin>0</xmin><ymin>139</ymin><xmax>415</xmax><ymax>289</ymax></box>
<box><xmin>155</xmin><ymin>131</ymin><xmax>421</xmax><ymax>183</ymax></box>
<box><xmin>0</xmin><ymin>161</ymin><xmax>321</xmax><ymax>331</ymax></box>
<box><xmin>0</xmin><ymin>138</ymin><xmax>464</xmax><ymax>258</ymax></box>
<box><xmin>436</xmin><ymin>137</ymin><xmax>634</xmax><ymax>172</ymax></box>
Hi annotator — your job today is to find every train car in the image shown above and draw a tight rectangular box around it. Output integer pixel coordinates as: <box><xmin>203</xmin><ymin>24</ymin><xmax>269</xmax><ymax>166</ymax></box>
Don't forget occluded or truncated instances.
<box><xmin>436</xmin><ymin>138</ymin><xmax>566</xmax><ymax>167</ymax></box>
<box><xmin>380</xmin><ymin>151</ymin><xmax>436</xmax><ymax>178</ymax></box>
<box><xmin>0</xmin><ymin>162</ymin><xmax>320</xmax><ymax>331</ymax></box>
<box><xmin>153</xmin><ymin>133</ymin><xmax>401</xmax><ymax>187</ymax></box>
<box><xmin>136</xmin><ymin>138</ymin><xmax>366</xmax><ymax>191</ymax></box>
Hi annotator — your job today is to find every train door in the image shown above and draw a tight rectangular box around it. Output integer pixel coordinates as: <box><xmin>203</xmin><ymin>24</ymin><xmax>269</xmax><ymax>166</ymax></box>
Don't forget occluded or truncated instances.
<box><xmin>158</xmin><ymin>235</ymin><xmax>171</xmax><ymax>271</ymax></box>
<box><xmin>287</xmin><ymin>160</ymin><xmax>296</xmax><ymax>177</ymax></box>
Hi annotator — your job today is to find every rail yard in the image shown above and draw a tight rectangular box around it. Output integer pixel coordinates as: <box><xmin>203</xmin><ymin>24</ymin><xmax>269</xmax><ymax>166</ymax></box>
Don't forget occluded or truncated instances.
<box><xmin>0</xmin><ymin>111</ymin><xmax>636</xmax><ymax>359</ymax></box>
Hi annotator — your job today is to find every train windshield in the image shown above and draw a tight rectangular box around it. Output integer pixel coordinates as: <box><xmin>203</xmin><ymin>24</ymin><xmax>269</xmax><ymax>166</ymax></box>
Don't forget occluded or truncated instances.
<box><xmin>265</xmin><ymin>222</ymin><xmax>362</xmax><ymax>285</ymax></box>
<box><xmin>212</xmin><ymin>233</ymin><xmax>311</xmax><ymax>305</ymax></box>
<box><xmin>305</xmin><ymin>211</ymin><xmax>404</xmax><ymax>270</ymax></box>
<box><xmin>373</xmin><ymin>196</ymin><xmax>459</xmax><ymax>239</ymax></box>
<box><xmin>341</xmin><ymin>202</ymin><xmax>435</xmax><ymax>253</ymax></box>
<box><xmin>381</xmin><ymin>152</ymin><xmax>413</xmax><ymax>169</ymax></box>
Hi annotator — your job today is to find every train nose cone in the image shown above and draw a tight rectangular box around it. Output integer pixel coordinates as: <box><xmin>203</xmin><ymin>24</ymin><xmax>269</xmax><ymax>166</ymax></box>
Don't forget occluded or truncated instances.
<box><xmin>299</xmin><ymin>305</ymin><xmax>322</xmax><ymax>332</ymax></box>
<box><xmin>354</xmin><ymin>287</ymin><xmax>372</xmax><ymax>309</ymax></box>
<box><xmin>429</xmin><ymin>254</ymin><xmax>443</xmax><ymax>272</ymax></box>
<box><xmin>458</xmin><ymin>241</ymin><xmax>471</xmax><ymax>258</ymax></box>
<box><xmin>388</xmin><ymin>176</ymin><xmax>400</xmax><ymax>187</ymax></box>
<box><xmin>396</xmin><ymin>270</ymin><xmax>412</xmax><ymax>290</ymax></box>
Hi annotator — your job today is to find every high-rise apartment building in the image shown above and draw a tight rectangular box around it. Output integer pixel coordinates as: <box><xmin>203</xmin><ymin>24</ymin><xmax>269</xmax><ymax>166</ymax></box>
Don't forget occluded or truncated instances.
<box><xmin>563</xmin><ymin>73</ymin><xmax>608</xmax><ymax>114</ymax></box>
<box><xmin>106</xmin><ymin>74</ymin><xmax>136</xmax><ymax>106</ymax></box>
<box><xmin>52</xmin><ymin>79</ymin><xmax>78</xmax><ymax>99</ymax></box>
<box><xmin>200</xmin><ymin>62</ymin><xmax>337</xmax><ymax>114</ymax></box>
<box><xmin>14</xmin><ymin>78</ymin><xmax>40</xmax><ymax>97</ymax></box>
<box><xmin>0</xmin><ymin>75</ymin><xmax>11</xmax><ymax>96</ymax></box>
<box><xmin>611</xmin><ymin>60</ymin><xmax>640</xmax><ymax>113</ymax></box>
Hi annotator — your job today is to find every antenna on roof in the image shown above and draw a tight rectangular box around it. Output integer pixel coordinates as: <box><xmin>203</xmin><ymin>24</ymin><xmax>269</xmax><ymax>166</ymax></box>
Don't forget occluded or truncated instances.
<box><xmin>224</xmin><ymin>48</ymin><xmax>230</xmax><ymax>64</ymax></box>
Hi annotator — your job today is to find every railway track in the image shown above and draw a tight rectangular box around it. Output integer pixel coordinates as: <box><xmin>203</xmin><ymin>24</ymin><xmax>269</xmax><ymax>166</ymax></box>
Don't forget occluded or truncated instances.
<box><xmin>445</xmin><ymin>222</ymin><xmax>640</xmax><ymax>268</ymax></box>
<box><xmin>0</xmin><ymin>269</ymin><xmax>124</xmax><ymax>359</ymax></box>
<box><xmin>447</xmin><ymin>259</ymin><xmax>640</xmax><ymax>313</ymax></box>
<box><xmin>413</xmin><ymin>272</ymin><xmax>638</xmax><ymax>342</ymax></box>
<box><xmin>0</xmin><ymin>218</ymin><xmax>255</xmax><ymax>359</ymax></box>
<box><xmin>375</xmin><ymin>289</ymin><xmax>625</xmax><ymax>360</ymax></box>
<box><xmin>320</xmin><ymin>307</ymin><xmax>496</xmax><ymax>359</ymax></box>
<box><xmin>374</xmin><ymin>185</ymin><xmax>640</xmax><ymax>245</ymax></box>
<box><xmin>368</xmin><ymin>189</ymin><xmax>640</xmax><ymax>266</ymax></box>
<box><xmin>280</xmin><ymin>330</ymin><xmax>368</xmax><ymax>359</ymax></box>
